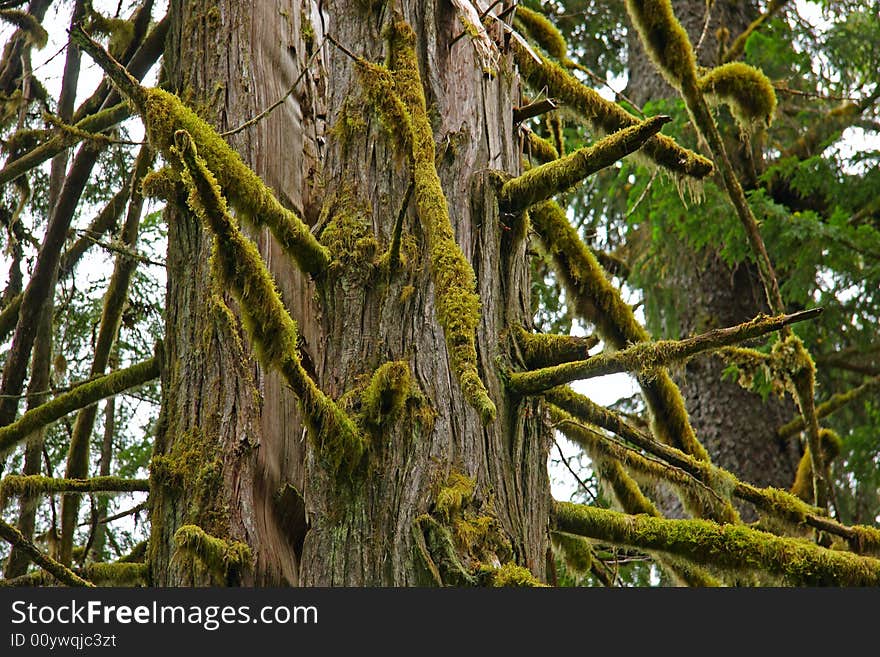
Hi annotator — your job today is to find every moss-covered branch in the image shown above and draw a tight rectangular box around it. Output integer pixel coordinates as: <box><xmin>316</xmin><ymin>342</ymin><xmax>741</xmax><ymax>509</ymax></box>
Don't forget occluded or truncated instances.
<box><xmin>522</xmin><ymin>129</ymin><xmax>559</xmax><ymax>163</ymax></box>
<box><xmin>513</xmin><ymin>325</ymin><xmax>598</xmax><ymax>369</ymax></box>
<box><xmin>511</xmin><ymin>40</ymin><xmax>713</xmax><ymax>181</ymax></box>
<box><xmin>0</xmin><ymin>518</ymin><xmax>93</xmax><ymax>587</ymax></box>
<box><xmin>386</xmin><ymin>20</ymin><xmax>496</xmax><ymax>424</ymax></box>
<box><xmin>0</xmin><ymin>356</ymin><xmax>159</xmax><ymax>458</ymax></box>
<box><xmin>510</xmin><ymin>308</ymin><xmax>821</xmax><ymax>394</ymax></box>
<box><xmin>500</xmin><ymin>115</ymin><xmax>670</xmax><ymax>212</ymax></box>
<box><xmin>1</xmin><ymin>475</ymin><xmax>149</xmax><ymax>498</ymax></box>
<box><xmin>554</xmin><ymin>501</ymin><xmax>880</xmax><ymax>586</ymax></box>
<box><xmin>546</xmin><ymin>386</ymin><xmax>880</xmax><ymax>555</ymax></box>
<box><xmin>530</xmin><ymin>200</ymin><xmax>707</xmax><ymax>459</ymax></box>
<box><xmin>0</xmin><ymin>292</ymin><xmax>22</xmax><ymax>343</ymax></box>
<box><xmin>173</xmin><ymin>130</ymin><xmax>364</xmax><ymax>475</ymax></box>
<box><xmin>173</xmin><ymin>525</ymin><xmax>251</xmax><ymax>584</ymax></box>
<box><xmin>777</xmin><ymin>375</ymin><xmax>880</xmax><ymax>439</ymax></box>
<box><xmin>71</xmin><ymin>27</ymin><xmax>330</xmax><ymax>275</ymax></box>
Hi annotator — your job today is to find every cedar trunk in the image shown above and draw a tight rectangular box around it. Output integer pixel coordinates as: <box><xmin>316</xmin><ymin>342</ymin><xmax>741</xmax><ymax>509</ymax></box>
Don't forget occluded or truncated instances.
<box><xmin>149</xmin><ymin>0</ymin><xmax>552</xmax><ymax>586</ymax></box>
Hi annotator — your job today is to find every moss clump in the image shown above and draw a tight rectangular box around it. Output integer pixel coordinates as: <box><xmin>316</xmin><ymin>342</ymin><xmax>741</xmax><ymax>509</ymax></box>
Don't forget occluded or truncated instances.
<box><xmin>385</xmin><ymin>20</ymin><xmax>496</xmax><ymax>425</ymax></box>
<box><xmin>514</xmin><ymin>326</ymin><xmax>597</xmax><ymax>369</ymax></box>
<box><xmin>83</xmin><ymin>562</ymin><xmax>148</xmax><ymax>587</ymax></box>
<box><xmin>480</xmin><ymin>562</ymin><xmax>546</xmax><ymax>587</ymax></box>
<box><xmin>173</xmin><ymin>524</ymin><xmax>252</xmax><ymax>585</ymax></box>
<box><xmin>623</xmin><ymin>0</ymin><xmax>697</xmax><ymax>90</ymax></box>
<box><xmin>511</xmin><ymin>40</ymin><xmax>713</xmax><ymax>181</ymax></box>
<box><xmin>320</xmin><ymin>204</ymin><xmax>379</xmax><ymax>280</ymax></box>
<box><xmin>141</xmin><ymin>166</ymin><xmax>181</xmax><ymax>201</ymax></box>
<box><xmin>86</xmin><ymin>9</ymin><xmax>134</xmax><ymax>58</ymax></box>
<box><xmin>173</xmin><ymin>130</ymin><xmax>364</xmax><ymax>477</ymax></box>
<box><xmin>523</xmin><ymin>130</ymin><xmax>559</xmax><ymax>164</ymax></box>
<box><xmin>698</xmin><ymin>62</ymin><xmax>777</xmax><ymax>132</ymax></box>
<box><xmin>434</xmin><ymin>472</ymin><xmax>476</xmax><ymax>522</ymax></box>
<box><xmin>550</xmin><ymin>531</ymin><xmax>593</xmax><ymax>574</ymax></box>
<box><xmin>359</xmin><ymin>360</ymin><xmax>412</xmax><ymax>429</ymax></box>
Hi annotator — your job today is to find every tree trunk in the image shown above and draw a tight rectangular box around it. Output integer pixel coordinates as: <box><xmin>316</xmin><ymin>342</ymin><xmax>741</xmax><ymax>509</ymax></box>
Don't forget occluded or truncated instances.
<box><xmin>149</xmin><ymin>0</ymin><xmax>551</xmax><ymax>586</ymax></box>
<box><xmin>625</xmin><ymin>0</ymin><xmax>801</xmax><ymax>515</ymax></box>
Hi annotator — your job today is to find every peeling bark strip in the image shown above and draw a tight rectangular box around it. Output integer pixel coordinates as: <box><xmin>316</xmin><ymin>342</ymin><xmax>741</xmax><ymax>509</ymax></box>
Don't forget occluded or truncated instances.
<box><xmin>70</xmin><ymin>27</ymin><xmax>330</xmax><ymax>275</ymax></box>
<box><xmin>385</xmin><ymin>19</ymin><xmax>496</xmax><ymax>424</ymax></box>
<box><xmin>0</xmin><ymin>518</ymin><xmax>93</xmax><ymax>587</ymax></box>
<box><xmin>554</xmin><ymin>501</ymin><xmax>880</xmax><ymax>586</ymax></box>
<box><xmin>500</xmin><ymin>115</ymin><xmax>671</xmax><ymax>211</ymax></box>
<box><xmin>172</xmin><ymin>130</ymin><xmax>364</xmax><ymax>476</ymax></box>
<box><xmin>0</xmin><ymin>356</ymin><xmax>160</xmax><ymax>458</ymax></box>
<box><xmin>509</xmin><ymin>308</ymin><xmax>822</xmax><ymax>394</ymax></box>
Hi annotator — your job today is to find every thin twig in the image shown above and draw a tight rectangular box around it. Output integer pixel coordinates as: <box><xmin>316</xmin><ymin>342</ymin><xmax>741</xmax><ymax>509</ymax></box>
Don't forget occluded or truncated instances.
<box><xmin>554</xmin><ymin>439</ymin><xmax>597</xmax><ymax>502</ymax></box>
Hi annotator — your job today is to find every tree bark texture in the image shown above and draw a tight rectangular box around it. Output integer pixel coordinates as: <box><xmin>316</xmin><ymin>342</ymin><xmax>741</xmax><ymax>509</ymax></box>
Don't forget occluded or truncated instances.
<box><xmin>150</xmin><ymin>0</ymin><xmax>551</xmax><ymax>586</ymax></box>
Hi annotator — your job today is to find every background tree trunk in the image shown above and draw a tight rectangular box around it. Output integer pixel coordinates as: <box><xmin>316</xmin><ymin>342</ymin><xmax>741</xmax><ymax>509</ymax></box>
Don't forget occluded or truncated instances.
<box><xmin>625</xmin><ymin>0</ymin><xmax>801</xmax><ymax>517</ymax></box>
<box><xmin>149</xmin><ymin>0</ymin><xmax>551</xmax><ymax>586</ymax></box>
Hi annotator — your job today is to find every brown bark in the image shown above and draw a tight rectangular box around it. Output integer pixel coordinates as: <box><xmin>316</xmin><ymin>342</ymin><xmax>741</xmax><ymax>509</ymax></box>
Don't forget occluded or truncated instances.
<box><xmin>150</xmin><ymin>0</ymin><xmax>551</xmax><ymax>586</ymax></box>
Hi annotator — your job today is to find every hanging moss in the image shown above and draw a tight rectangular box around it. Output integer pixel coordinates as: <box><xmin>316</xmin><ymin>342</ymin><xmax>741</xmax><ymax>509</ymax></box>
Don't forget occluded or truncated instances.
<box><xmin>386</xmin><ymin>20</ymin><xmax>496</xmax><ymax>425</ymax></box>
<box><xmin>623</xmin><ymin>0</ymin><xmax>698</xmax><ymax>90</ymax></box>
<box><xmin>500</xmin><ymin>115</ymin><xmax>670</xmax><ymax>212</ymax></box>
<box><xmin>173</xmin><ymin>524</ymin><xmax>252</xmax><ymax>584</ymax></box>
<box><xmin>550</xmin><ymin>531</ymin><xmax>593</xmax><ymax>574</ymax></box>
<box><xmin>698</xmin><ymin>62</ymin><xmax>777</xmax><ymax>132</ymax></box>
<box><xmin>359</xmin><ymin>360</ymin><xmax>412</xmax><ymax>429</ymax></box>
<box><xmin>791</xmin><ymin>429</ymin><xmax>842</xmax><ymax>502</ymax></box>
<box><xmin>555</xmin><ymin>501</ymin><xmax>880</xmax><ymax>586</ymax></box>
<box><xmin>434</xmin><ymin>472</ymin><xmax>476</xmax><ymax>522</ymax></box>
<box><xmin>173</xmin><ymin>129</ymin><xmax>364</xmax><ymax>477</ymax></box>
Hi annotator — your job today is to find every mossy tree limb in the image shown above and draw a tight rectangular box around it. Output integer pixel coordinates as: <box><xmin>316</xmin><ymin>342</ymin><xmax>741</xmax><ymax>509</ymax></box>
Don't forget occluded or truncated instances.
<box><xmin>723</xmin><ymin>0</ymin><xmax>790</xmax><ymax>63</ymax></box>
<box><xmin>511</xmin><ymin>40</ymin><xmax>713</xmax><ymax>181</ymax></box>
<box><xmin>546</xmin><ymin>386</ymin><xmax>880</xmax><ymax>554</ymax></box>
<box><xmin>386</xmin><ymin>20</ymin><xmax>496</xmax><ymax>424</ymax></box>
<box><xmin>0</xmin><ymin>356</ymin><xmax>160</xmax><ymax>459</ymax></box>
<box><xmin>71</xmin><ymin>26</ymin><xmax>330</xmax><ymax>275</ymax></box>
<box><xmin>173</xmin><ymin>525</ymin><xmax>252</xmax><ymax>585</ymax></box>
<box><xmin>513</xmin><ymin>325</ymin><xmax>598</xmax><ymax>369</ymax></box>
<box><xmin>172</xmin><ymin>130</ymin><xmax>364</xmax><ymax>476</ymax></box>
<box><xmin>1</xmin><ymin>475</ymin><xmax>149</xmax><ymax>499</ymax></box>
<box><xmin>0</xmin><ymin>518</ymin><xmax>93</xmax><ymax>587</ymax></box>
<box><xmin>777</xmin><ymin>375</ymin><xmax>880</xmax><ymax>439</ymax></box>
<box><xmin>499</xmin><ymin>115</ymin><xmax>670</xmax><ymax>212</ymax></box>
<box><xmin>554</xmin><ymin>501</ymin><xmax>880</xmax><ymax>586</ymax></box>
<box><xmin>509</xmin><ymin>308</ymin><xmax>822</xmax><ymax>394</ymax></box>
<box><xmin>530</xmin><ymin>200</ymin><xmax>707</xmax><ymax>459</ymax></box>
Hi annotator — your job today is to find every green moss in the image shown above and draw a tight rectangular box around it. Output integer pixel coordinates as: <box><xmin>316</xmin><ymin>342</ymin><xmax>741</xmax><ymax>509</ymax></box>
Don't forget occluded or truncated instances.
<box><xmin>623</xmin><ymin>0</ymin><xmax>698</xmax><ymax>89</ymax></box>
<box><xmin>511</xmin><ymin>38</ymin><xmax>713</xmax><ymax>181</ymax></box>
<box><xmin>359</xmin><ymin>360</ymin><xmax>412</xmax><ymax>429</ymax></box>
<box><xmin>550</xmin><ymin>531</ymin><xmax>593</xmax><ymax>574</ymax></box>
<box><xmin>141</xmin><ymin>166</ymin><xmax>181</xmax><ymax>201</ymax></box>
<box><xmin>320</xmin><ymin>203</ymin><xmax>379</xmax><ymax>280</ymax></box>
<box><xmin>791</xmin><ymin>428</ymin><xmax>842</xmax><ymax>501</ymax></box>
<box><xmin>523</xmin><ymin>130</ymin><xmax>559</xmax><ymax>164</ymax></box>
<box><xmin>0</xmin><ymin>9</ymin><xmax>48</xmax><ymax>48</ymax></box>
<box><xmin>83</xmin><ymin>562</ymin><xmax>148</xmax><ymax>587</ymax></box>
<box><xmin>173</xmin><ymin>130</ymin><xmax>364</xmax><ymax>477</ymax></box>
<box><xmin>555</xmin><ymin>501</ymin><xmax>880</xmax><ymax>586</ymax></box>
<box><xmin>500</xmin><ymin>114</ymin><xmax>670</xmax><ymax>211</ymax></box>
<box><xmin>481</xmin><ymin>562</ymin><xmax>546</xmax><ymax>587</ymax></box>
<box><xmin>173</xmin><ymin>524</ymin><xmax>252</xmax><ymax>584</ymax></box>
<box><xmin>434</xmin><ymin>472</ymin><xmax>476</xmax><ymax>522</ymax></box>
<box><xmin>698</xmin><ymin>62</ymin><xmax>777</xmax><ymax>132</ymax></box>
<box><xmin>0</xmin><ymin>357</ymin><xmax>159</xmax><ymax>459</ymax></box>
<box><xmin>514</xmin><ymin>6</ymin><xmax>567</xmax><ymax>60</ymax></box>
<box><xmin>514</xmin><ymin>326</ymin><xmax>597</xmax><ymax>369</ymax></box>
<box><xmin>141</xmin><ymin>88</ymin><xmax>329</xmax><ymax>274</ymax></box>
<box><xmin>0</xmin><ymin>475</ymin><xmax>149</xmax><ymax>498</ymax></box>
<box><xmin>386</xmin><ymin>20</ymin><xmax>496</xmax><ymax>425</ymax></box>
<box><xmin>86</xmin><ymin>10</ymin><xmax>134</xmax><ymax>58</ymax></box>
